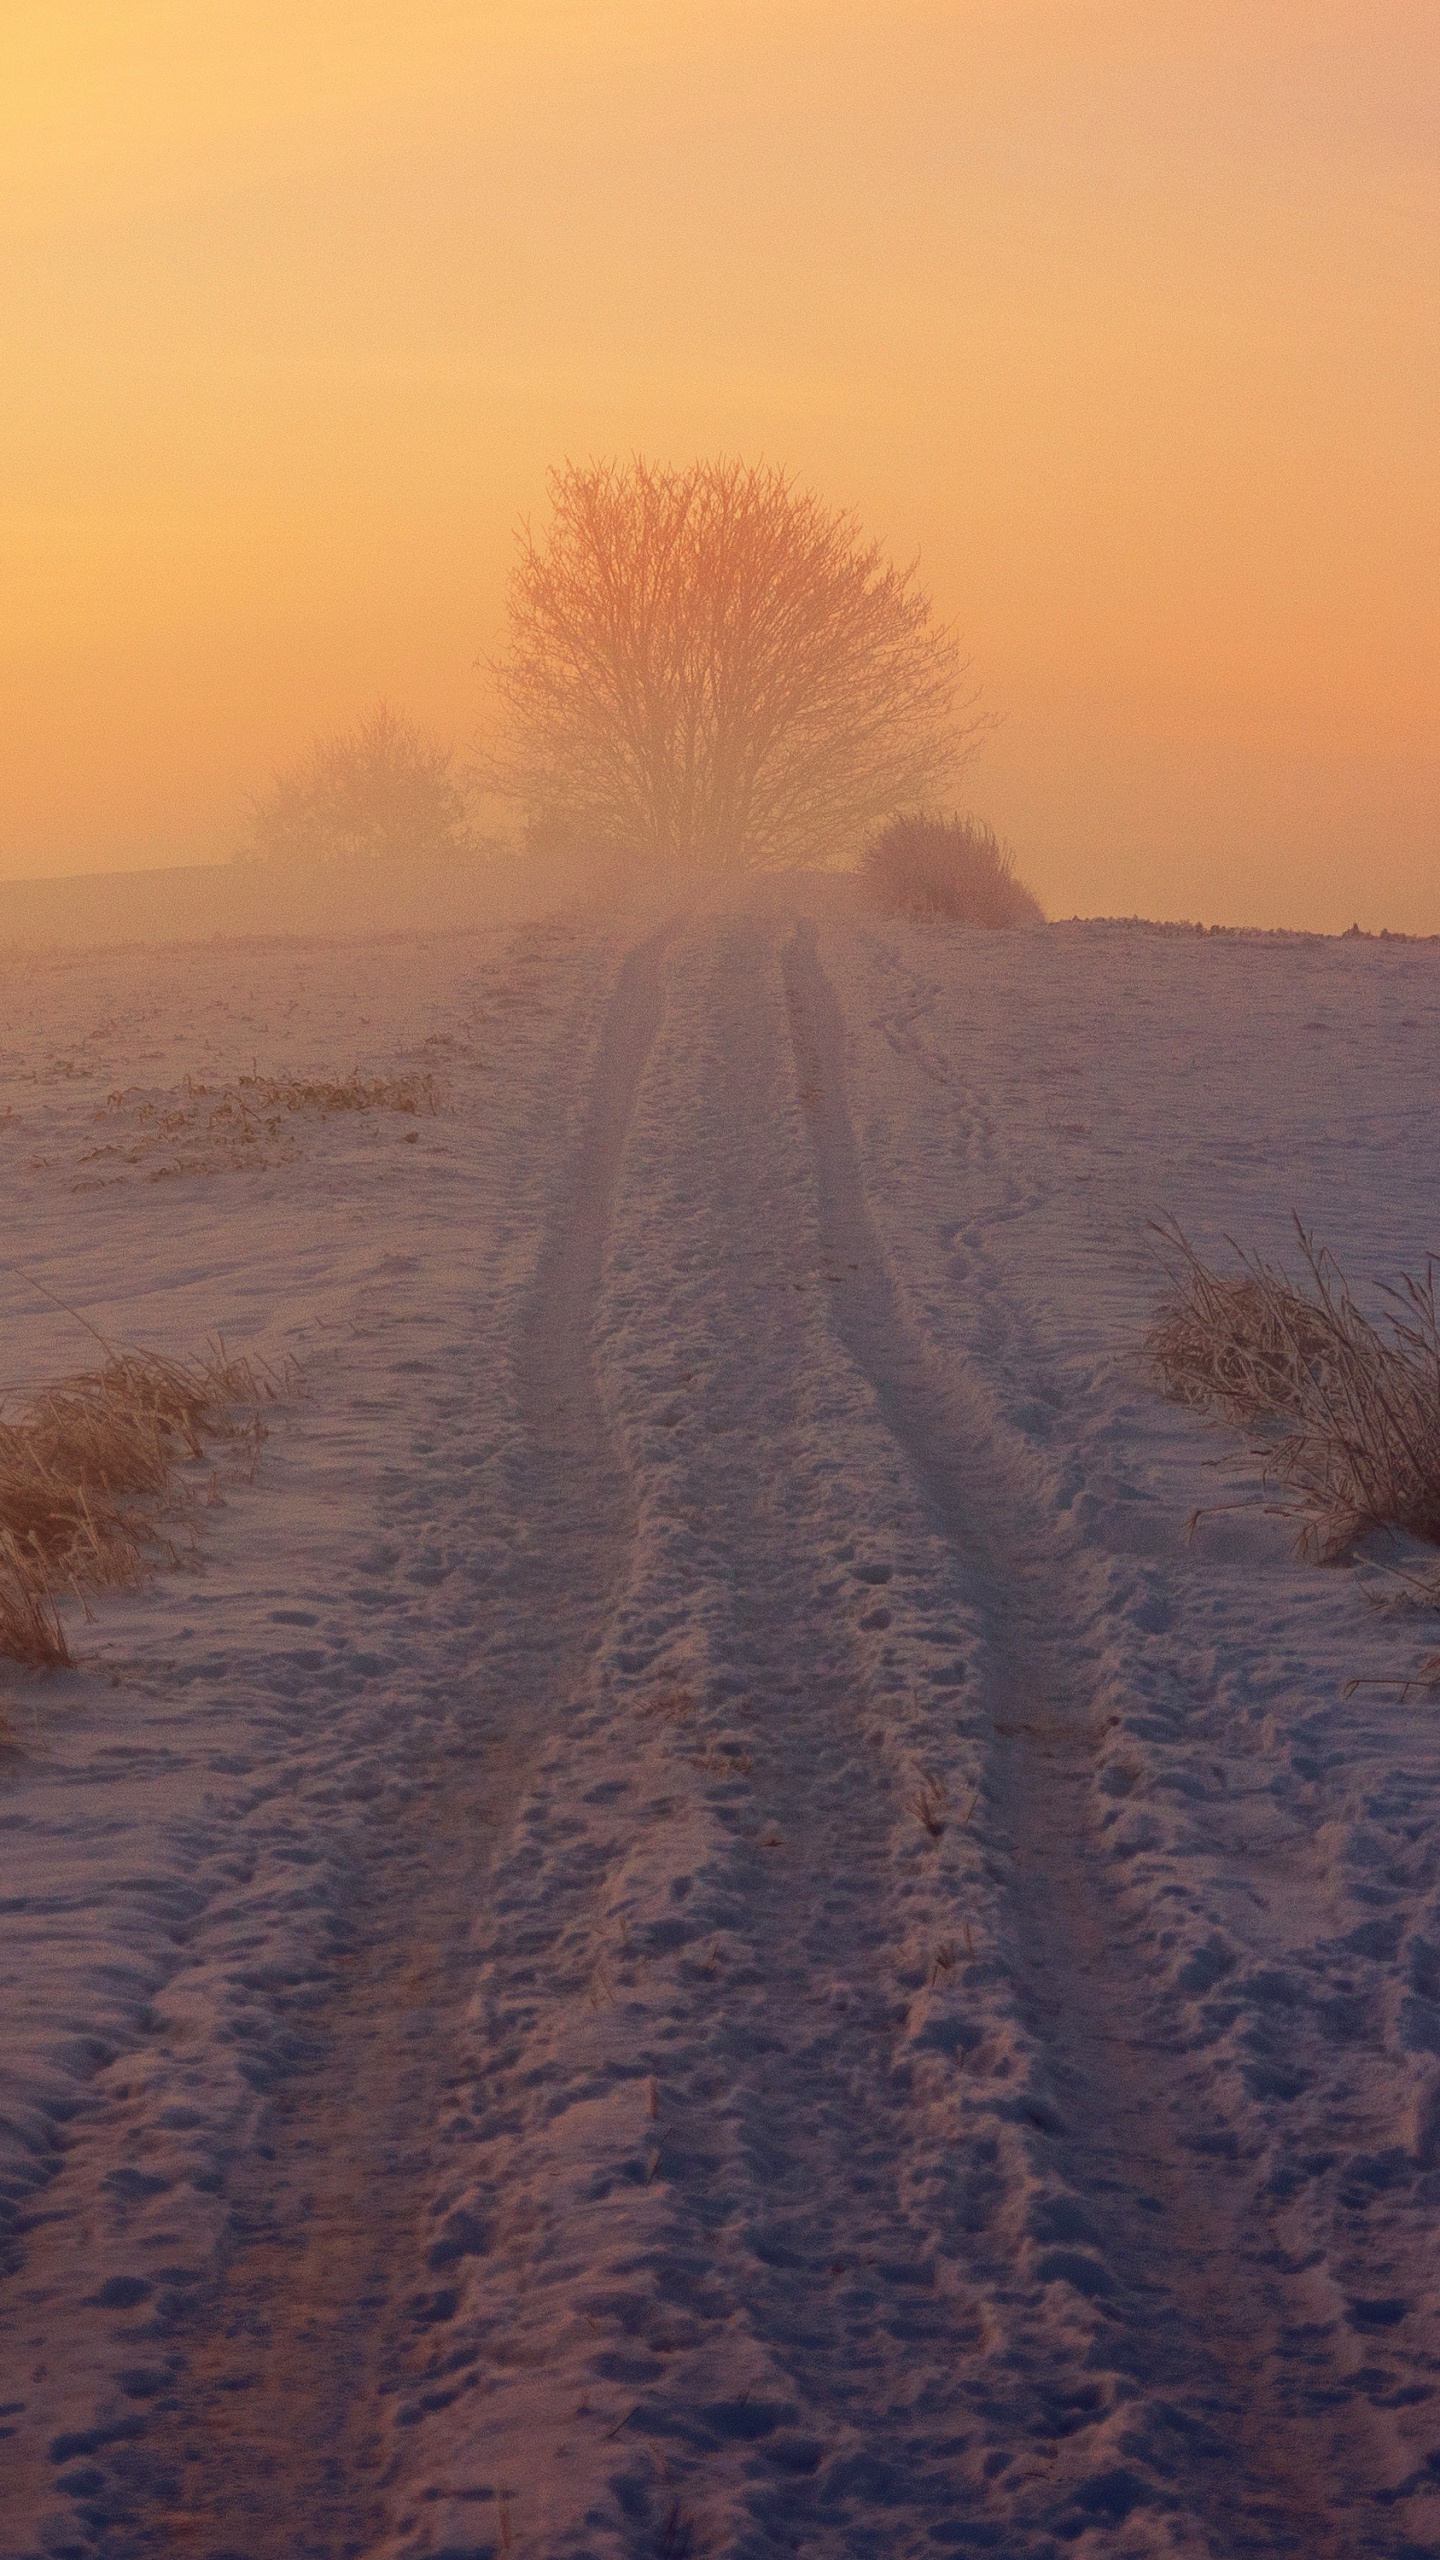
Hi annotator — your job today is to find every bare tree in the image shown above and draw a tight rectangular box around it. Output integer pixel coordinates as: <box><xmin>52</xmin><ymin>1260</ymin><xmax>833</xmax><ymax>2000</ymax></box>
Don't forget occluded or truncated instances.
<box><xmin>486</xmin><ymin>458</ymin><xmax>984</xmax><ymax>871</ymax></box>
<box><xmin>241</xmin><ymin>703</ymin><xmax>477</xmax><ymax>864</ymax></box>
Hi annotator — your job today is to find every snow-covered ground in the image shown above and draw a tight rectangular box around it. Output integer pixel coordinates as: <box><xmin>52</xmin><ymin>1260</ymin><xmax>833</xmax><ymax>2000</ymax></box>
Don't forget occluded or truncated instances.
<box><xmin>4</xmin><ymin>889</ymin><xmax>1440</xmax><ymax>2559</ymax></box>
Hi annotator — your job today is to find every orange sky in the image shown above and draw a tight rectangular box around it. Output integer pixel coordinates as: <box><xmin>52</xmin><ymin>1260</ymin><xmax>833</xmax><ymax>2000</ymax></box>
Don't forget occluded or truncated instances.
<box><xmin>2</xmin><ymin>1</ymin><xmax>1436</xmax><ymax>926</ymax></box>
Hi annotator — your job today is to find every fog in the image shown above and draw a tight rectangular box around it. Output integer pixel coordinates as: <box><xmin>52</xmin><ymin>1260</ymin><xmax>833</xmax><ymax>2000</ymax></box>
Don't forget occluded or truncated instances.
<box><xmin>4</xmin><ymin>2</ymin><xmax>1436</xmax><ymax>929</ymax></box>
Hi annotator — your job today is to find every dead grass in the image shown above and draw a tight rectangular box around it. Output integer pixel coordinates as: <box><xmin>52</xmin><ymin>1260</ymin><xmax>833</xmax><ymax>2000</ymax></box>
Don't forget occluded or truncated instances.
<box><xmin>657</xmin><ymin>2502</ymin><xmax>696</xmax><ymax>2558</ymax></box>
<box><xmin>79</xmin><ymin>1067</ymin><xmax>444</xmax><ymax>1180</ymax></box>
<box><xmin>910</xmin><ymin>1772</ymin><xmax>949</xmax><ymax>1839</ymax></box>
<box><xmin>1344</xmin><ymin>1656</ymin><xmax>1440</xmax><ymax>1700</ymax></box>
<box><xmin>0</xmin><ymin>1342</ymin><xmax>278</xmax><ymax>1667</ymax></box>
<box><xmin>1146</xmin><ymin>1216</ymin><xmax>1440</xmax><ymax>1561</ymax></box>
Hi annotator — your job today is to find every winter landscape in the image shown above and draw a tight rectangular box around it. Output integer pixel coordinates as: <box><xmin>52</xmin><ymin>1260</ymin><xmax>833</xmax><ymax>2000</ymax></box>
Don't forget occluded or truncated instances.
<box><xmin>7</xmin><ymin>10</ymin><xmax>1435</xmax><ymax>2554</ymax></box>
<box><xmin>4</xmin><ymin>883</ymin><xmax>1440</xmax><ymax>2558</ymax></box>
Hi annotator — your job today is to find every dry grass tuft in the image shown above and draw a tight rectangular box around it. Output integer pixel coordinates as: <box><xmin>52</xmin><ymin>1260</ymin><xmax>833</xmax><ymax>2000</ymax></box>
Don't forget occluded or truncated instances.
<box><xmin>1146</xmin><ymin>1217</ymin><xmax>1440</xmax><ymax>1561</ymax></box>
<box><xmin>233</xmin><ymin>1068</ymin><xmax>440</xmax><ymax>1118</ymax></box>
<box><xmin>657</xmin><ymin>2502</ymin><xmax>696</xmax><ymax>2559</ymax></box>
<box><xmin>79</xmin><ymin>1068</ymin><xmax>444</xmax><ymax>1181</ymax></box>
<box><xmin>0</xmin><ymin>1343</ymin><xmax>277</xmax><ymax>1666</ymax></box>
<box><xmin>910</xmin><ymin>1772</ymin><xmax>949</xmax><ymax>1839</ymax></box>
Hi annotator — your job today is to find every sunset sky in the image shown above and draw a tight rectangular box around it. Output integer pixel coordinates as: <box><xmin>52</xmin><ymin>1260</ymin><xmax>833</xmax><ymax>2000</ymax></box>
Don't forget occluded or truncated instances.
<box><xmin>3</xmin><ymin>2</ymin><xmax>1435</xmax><ymax>926</ymax></box>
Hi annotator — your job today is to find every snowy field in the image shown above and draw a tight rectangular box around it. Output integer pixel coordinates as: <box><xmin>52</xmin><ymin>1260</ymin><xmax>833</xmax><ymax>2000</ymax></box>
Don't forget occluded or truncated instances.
<box><xmin>4</xmin><ymin>888</ymin><xmax>1440</xmax><ymax>2558</ymax></box>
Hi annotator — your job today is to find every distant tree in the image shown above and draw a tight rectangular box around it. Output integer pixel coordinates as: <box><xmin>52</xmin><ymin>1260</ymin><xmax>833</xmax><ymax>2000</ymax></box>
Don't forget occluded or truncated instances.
<box><xmin>241</xmin><ymin>703</ymin><xmax>478</xmax><ymax>864</ymax></box>
<box><xmin>862</xmin><ymin>811</ymin><xmax>1044</xmax><ymax>927</ymax></box>
<box><xmin>486</xmin><ymin>457</ymin><xmax>985</xmax><ymax>872</ymax></box>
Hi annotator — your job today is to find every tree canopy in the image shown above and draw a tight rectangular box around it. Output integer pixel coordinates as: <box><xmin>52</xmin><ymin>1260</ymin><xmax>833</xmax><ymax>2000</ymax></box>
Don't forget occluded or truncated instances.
<box><xmin>242</xmin><ymin>703</ymin><xmax>477</xmax><ymax>864</ymax></box>
<box><xmin>488</xmin><ymin>458</ymin><xmax>981</xmax><ymax>871</ymax></box>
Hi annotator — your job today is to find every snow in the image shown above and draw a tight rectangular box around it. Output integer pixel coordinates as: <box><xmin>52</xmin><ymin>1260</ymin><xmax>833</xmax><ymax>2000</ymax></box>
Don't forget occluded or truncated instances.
<box><xmin>4</xmin><ymin>888</ymin><xmax>1440</xmax><ymax>2557</ymax></box>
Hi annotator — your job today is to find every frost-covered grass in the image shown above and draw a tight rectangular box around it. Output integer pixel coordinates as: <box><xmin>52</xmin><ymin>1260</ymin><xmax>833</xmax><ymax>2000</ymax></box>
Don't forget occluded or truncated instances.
<box><xmin>1147</xmin><ymin>1217</ymin><xmax>1440</xmax><ymax>1562</ymax></box>
<box><xmin>0</xmin><ymin>1343</ymin><xmax>275</xmax><ymax>1664</ymax></box>
<box><xmin>81</xmin><ymin>1067</ymin><xmax>445</xmax><ymax>1180</ymax></box>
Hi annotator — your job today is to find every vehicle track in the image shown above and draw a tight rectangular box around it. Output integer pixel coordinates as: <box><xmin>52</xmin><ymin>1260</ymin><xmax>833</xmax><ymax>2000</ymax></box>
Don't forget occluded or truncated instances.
<box><xmin>781</xmin><ymin>916</ymin><xmax>1415</xmax><ymax>2554</ymax></box>
<box><xmin>360</xmin><ymin>911</ymin><xmax>1026</xmax><ymax>2558</ymax></box>
<box><xmin>6</xmin><ymin>929</ymin><xmax>669</xmax><ymax>2560</ymax></box>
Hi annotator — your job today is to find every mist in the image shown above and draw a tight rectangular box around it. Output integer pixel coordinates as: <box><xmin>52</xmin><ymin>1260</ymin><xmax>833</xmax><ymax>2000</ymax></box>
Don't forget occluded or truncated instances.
<box><xmin>4</xmin><ymin>1</ymin><xmax>1436</xmax><ymax>930</ymax></box>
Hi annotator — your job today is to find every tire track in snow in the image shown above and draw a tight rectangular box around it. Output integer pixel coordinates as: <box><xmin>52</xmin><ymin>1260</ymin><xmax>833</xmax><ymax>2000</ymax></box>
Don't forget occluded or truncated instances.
<box><xmin>35</xmin><ymin>928</ymin><xmax>672</xmax><ymax>2560</ymax></box>
<box><xmin>781</xmin><ymin>917</ymin><xmax>1423</xmax><ymax>2555</ymax></box>
<box><xmin>369</xmin><ymin>913</ymin><xmax>1031</xmax><ymax>2560</ymax></box>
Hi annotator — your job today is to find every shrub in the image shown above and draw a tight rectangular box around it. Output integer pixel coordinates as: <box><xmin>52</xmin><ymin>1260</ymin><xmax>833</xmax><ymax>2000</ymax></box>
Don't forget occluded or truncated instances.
<box><xmin>242</xmin><ymin>703</ymin><xmax>478</xmax><ymax>866</ymax></box>
<box><xmin>861</xmin><ymin>812</ymin><xmax>1043</xmax><ymax>927</ymax></box>
<box><xmin>1145</xmin><ymin>1218</ymin><xmax>1440</xmax><ymax>1562</ymax></box>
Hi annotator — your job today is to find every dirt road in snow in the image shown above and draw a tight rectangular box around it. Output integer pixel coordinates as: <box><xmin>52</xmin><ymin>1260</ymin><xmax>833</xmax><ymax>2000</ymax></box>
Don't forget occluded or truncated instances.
<box><xmin>7</xmin><ymin>899</ymin><xmax>1440</xmax><ymax>2559</ymax></box>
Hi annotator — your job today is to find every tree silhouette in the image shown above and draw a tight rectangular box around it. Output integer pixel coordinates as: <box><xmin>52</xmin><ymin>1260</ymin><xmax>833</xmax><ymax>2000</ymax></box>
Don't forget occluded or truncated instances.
<box><xmin>488</xmin><ymin>458</ymin><xmax>982</xmax><ymax>871</ymax></box>
<box><xmin>242</xmin><ymin>704</ymin><xmax>476</xmax><ymax>864</ymax></box>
